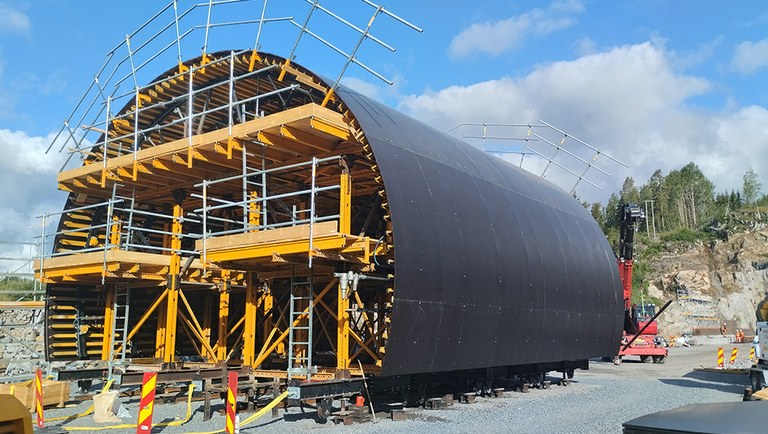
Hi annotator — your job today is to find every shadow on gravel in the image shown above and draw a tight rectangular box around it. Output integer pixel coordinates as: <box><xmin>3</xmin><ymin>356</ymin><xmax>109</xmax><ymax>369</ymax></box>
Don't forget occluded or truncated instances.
<box><xmin>284</xmin><ymin>408</ymin><xmax>322</xmax><ymax>423</ymax></box>
<box><xmin>659</xmin><ymin>378</ymin><xmax>744</xmax><ymax>394</ymax></box>
<box><xmin>659</xmin><ymin>370</ymin><xmax>748</xmax><ymax>394</ymax></box>
<box><xmin>152</xmin><ymin>417</ymin><xmax>177</xmax><ymax>433</ymax></box>
<box><xmin>247</xmin><ymin>417</ymin><xmax>285</xmax><ymax>429</ymax></box>
<box><xmin>683</xmin><ymin>369</ymin><xmax>750</xmax><ymax>386</ymax></box>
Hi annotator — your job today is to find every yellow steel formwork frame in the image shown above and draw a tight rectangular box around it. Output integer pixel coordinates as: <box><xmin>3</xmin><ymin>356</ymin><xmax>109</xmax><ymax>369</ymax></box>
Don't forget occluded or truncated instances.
<box><xmin>41</xmin><ymin>51</ymin><xmax>393</xmax><ymax>382</ymax></box>
<box><xmin>251</xmin><ymin>278</ymin><xmax>338</xmax><ymax>369</ymax></box>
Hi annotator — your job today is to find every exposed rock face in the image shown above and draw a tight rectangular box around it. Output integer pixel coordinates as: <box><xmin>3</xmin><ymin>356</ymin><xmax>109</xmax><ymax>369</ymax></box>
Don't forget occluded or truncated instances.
<box><xmin>0</xmin><ymin>307</ymin><xmax>46</xmax><ymax>376</ymax></box>
<box><xmin>645</xmin><ymin>229</ymin><xmax>768</xmax><ymax>337</ymax></box>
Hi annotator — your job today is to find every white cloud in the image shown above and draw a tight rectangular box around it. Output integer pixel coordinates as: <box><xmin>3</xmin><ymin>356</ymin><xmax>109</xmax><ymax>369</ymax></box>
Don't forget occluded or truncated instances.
<box><xmin>448</xmin><ymin>1</ymin><xmax>583</xmax><ymax>59</ymax></box>
<box><xmin>399</xmin><ymin>42</ymin><xmax>768</xmax><ymax>202</ymax></box>
<box><xmin>403</xmin><ymin>42</ymin><xmax>708</xmax><ymax>133</ymax></box>
<box><xmin>710</xmin><ymin>106</ymin><xmax>768</xmax><ymax>188</ymax></box>
<box><xmin>670</xmin><ymin>36</ymin><xmax>723</xmax><ymax>70</ymax></box>
<box><xmin>340</xmin><ymin>76</ymin><xmax>382</xmax><ymax>101</ymax></box>
<box><xmin>574</xmin><ymin>37</ymin><xmax>596</xmax><ymax>56</ymax></box>
<box><xmin>0</xmin><ymin>3</ymin><xmax>30</xmax><ymax>34</ymax></box>
<box><xmin>731</xmin><ymin>38</ymin><xmax>768</xmax><ymax>74</ymax></box>
<box><xmin>0</xmin><ymin>130</ymin><xmax>68</xmax><ymax>243</ymax></box>
<box><xmin>0</xmin><ymin>129</ymin><xmax>66</xmax><ymax>174</ymax></box>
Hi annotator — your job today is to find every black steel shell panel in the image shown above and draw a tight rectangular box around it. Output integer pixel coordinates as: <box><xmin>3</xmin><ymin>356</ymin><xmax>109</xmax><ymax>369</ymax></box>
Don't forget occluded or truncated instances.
<box><xmin>335</xmin><ymin>86</ymin><xmax>623</xmax><ymax>376</ymax></box>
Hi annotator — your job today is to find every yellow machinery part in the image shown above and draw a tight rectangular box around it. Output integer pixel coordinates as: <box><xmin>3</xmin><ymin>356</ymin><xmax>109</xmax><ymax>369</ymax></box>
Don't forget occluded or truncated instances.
<box><xmin>0</xmin><ymin>394</ymin><xmax>33</xmax><ymax>434</ymax></box>
<box><xmin>757</xmin><ymin>297</ymin><xmax>768</xmax><ymax>322</ymax></box>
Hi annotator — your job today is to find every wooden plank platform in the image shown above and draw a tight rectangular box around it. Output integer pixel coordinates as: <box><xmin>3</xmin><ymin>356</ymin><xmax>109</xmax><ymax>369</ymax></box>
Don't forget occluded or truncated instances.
<box><xmin>57</xmin><ymin>103</ymin><xmax>355</xmax><ymax>201</ymax></box>
<box><xmin>34</xmin><ymin>250</ymin><xmax>238</xmax><ymax>284</ymax></box>
<box><xmin>198</xmin><ymin>221</ymin><xmax>381</xmax><ymax>267</ymax></box>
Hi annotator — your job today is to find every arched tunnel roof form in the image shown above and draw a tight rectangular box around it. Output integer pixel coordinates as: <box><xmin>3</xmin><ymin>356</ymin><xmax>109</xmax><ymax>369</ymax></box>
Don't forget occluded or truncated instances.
<box><xmin>333</xmin><ymin>86</ymin><xmax>623</xmax><ymax>375</ymax></box>
<box><xmin>44</xmin><ymin>50</ymin><xmax>622</xmax><ymax>377</ymax></box>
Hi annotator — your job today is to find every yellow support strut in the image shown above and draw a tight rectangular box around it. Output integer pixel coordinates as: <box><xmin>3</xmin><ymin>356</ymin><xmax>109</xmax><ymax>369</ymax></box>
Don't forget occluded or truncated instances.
<box><xmin>337</xmin><ymin>280</ymin><xmax>350</xmax><ymax>370</ymax></box>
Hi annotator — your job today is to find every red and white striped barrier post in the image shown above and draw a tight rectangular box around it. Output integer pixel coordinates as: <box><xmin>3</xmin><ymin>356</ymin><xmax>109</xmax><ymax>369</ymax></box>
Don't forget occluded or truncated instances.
<box><xmin>136</xmin><ymin>372</ymin><xmax>157</xmax><ymax>433</ymax></box>
<box><xmin>717</xmin><ymin>348</ymin><xmax>724</xmax><ymax>368</ymax></box>
<box><xmin>226</xmin><ymin>371</ymin><xmax>238</xmax><ymax>434</ymax></box>
<box><xmin>730</xmin><ymin>347</ymin><xmax>739</xmax><ymax>365</ymax></box>
<box><xmin>35</xmin><ymin>368</ymin><xmax>44</xmax><ymax>428</ymax></box>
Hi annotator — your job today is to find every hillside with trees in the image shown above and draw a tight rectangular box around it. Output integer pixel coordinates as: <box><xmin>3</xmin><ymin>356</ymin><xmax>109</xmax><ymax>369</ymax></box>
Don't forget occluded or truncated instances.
<box><xmin>589</xmin><ymin>163</ymin><xmax>764</xmax><ymax>248</ymax></box>
<box><xmin>586</xmin><ymin>163</ymin><xmax>768</xmax><ymax>336</ymax></box>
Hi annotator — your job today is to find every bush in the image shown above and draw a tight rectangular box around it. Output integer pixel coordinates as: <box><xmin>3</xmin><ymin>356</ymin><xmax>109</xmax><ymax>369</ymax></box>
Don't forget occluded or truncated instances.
<box><xmin>660</xmin><ymin>228</ymin><xmax>709</xmax><ymax>243</ymax></box>
<box><xmin>641</xmin><ymin>240</ymin><xmax>665</xmax><ymax>257</ymax></box>
<box><xmin>0</xmin><ymin>278</ymin><xmax>38</xmax><ymax>301</ymax></box>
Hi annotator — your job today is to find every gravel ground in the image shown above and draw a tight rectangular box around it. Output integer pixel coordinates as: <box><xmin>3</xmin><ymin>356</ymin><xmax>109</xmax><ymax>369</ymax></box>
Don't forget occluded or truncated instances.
<box><xmin>39</xmin><ymin>344</ymin><xmax>752</xmax><ymax>433</ymax></box>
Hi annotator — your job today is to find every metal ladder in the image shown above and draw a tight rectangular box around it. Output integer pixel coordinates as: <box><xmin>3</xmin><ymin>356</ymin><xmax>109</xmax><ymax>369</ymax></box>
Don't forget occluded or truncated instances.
<box><xmin>287</xmin><ymin>157</ymin><xmax>319</xmax><ymax>380</ymax></box>
<box><xmin>287</xmin><ymin>267</ymin><xmax>315</xmax><ymax>380</ymax></box>
<box><xmin>108</xmin><ymin>282</ymin><xmax>131</xmax><ymax>379</ymax></box>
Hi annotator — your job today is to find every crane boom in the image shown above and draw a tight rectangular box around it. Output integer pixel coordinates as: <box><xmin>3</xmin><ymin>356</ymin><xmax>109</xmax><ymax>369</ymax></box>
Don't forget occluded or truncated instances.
<box><xmin>618</xmin><ymin>203</ymin><xmax>645</xmax><ymax>332</ymax></box>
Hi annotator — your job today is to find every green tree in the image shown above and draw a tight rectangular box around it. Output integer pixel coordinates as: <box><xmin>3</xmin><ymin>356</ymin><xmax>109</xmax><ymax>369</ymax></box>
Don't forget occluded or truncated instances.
<box><xmin>661</xmin><ymin>163</ymin><xmax>714</xmax><ymax>229</ymax></box>
<box><xmin>730</xmin><ymin>190</ymin><xmax>742</xmax><ymax>210</ymax></box>
<box><xmin>620</xmin><ymin>177</ymin><xmax>640</xmax><ymax>204</ymax></box>
<box><xmin>743</xmin><ymin>166</ymin><xmax>762</xmax><ymax>207</ymax></box>
<box><xmin>604</xmin><ymin>193</ymin><xmax>622</xmax><ymax>230</ymax></box>
<box><xmin>590</xmin><ymin>202</ymin><xmax>605</xmax><ymax>228</ymax></box>
<box><xmin>638</xmin><ymin>169</ymin><xmax>670</xmax><ymax>231</ymax></box>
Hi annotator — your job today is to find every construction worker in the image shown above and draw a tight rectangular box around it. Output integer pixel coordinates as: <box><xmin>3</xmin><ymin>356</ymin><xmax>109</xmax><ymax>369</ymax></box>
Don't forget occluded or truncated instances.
<box><xmin>720</xmin><ymin>322</ymin><xmax>727</xmax><ymax>336</ymax></box>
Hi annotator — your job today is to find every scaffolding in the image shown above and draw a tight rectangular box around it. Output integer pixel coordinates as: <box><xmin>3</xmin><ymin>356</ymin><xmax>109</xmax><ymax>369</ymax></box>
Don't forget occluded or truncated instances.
<box><xmin>446</xmin><ymin>121</ymin><xmax>628</xmax><ymax>197</ymax></box>
<box><xmin>675</xmin><ymin>286</ymin><xmax>720</xmax><ymax>331</ymax></box>
<box><xmin>33</xmin><ymin>0</ymin><xmax>418</xmax><ymax>386</ymax></box>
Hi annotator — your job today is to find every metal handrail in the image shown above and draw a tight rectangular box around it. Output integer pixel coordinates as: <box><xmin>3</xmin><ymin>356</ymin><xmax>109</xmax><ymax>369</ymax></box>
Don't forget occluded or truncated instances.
<box><xmin>197</xmin><ymin>185</ymin><xmax>339</xmax><ymax>214</ymax></box>
<box><xmin>198</xmin><ymin>155</ymin><xmax>345</xmax><ymax>266</ymax></box>
<box><xmin>194</xmin><ymin>155</ymin><xmax>341</xmax><ymax>188</ymax></box>
<box><xmin>206</xmin><ymin>214</ymin><xmax>339</xmax><ymax>238</ymax></box>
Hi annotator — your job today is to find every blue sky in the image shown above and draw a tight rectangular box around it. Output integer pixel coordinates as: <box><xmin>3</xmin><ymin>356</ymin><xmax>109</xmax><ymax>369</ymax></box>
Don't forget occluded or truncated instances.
<box><xmin>1</xmin><ymin>0</ymin><xmax>768</xmax><ymax>246</ymax></box>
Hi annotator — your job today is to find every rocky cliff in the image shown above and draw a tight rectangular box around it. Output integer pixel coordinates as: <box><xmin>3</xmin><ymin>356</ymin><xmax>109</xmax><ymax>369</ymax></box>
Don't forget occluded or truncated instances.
<box><xmin>641</xmin><ymin>217</ymin><xmax>768</xmax><ymax>337</ymax></box>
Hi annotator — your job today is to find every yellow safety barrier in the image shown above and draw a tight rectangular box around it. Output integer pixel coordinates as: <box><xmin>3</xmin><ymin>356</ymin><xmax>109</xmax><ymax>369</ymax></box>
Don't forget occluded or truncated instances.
<box><xmin>187</xmin><ymin>390</ymin><xmax>289</xmax><ymax>434</ymax></box>
<box><xmin>35</xmin><ymin>369</ymin><xmax>45</xmax><ymax>428</ymax></box>
<box><xmin>52</xmin><ymin>383</ymin><xmax>194</xmax><ymax>432</ymax></box>
<box><xmin>137</xmin><ymin>372</ymin><xmax>158</xmax><ymax>431</ymax></box>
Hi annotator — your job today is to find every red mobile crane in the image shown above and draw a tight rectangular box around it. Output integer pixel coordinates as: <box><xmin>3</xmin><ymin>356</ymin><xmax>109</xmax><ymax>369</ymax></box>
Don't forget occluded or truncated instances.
<box><xmin>616</xmin><ymin>203</ymin><xmax>671</xmax><ymax>363</ymax></box>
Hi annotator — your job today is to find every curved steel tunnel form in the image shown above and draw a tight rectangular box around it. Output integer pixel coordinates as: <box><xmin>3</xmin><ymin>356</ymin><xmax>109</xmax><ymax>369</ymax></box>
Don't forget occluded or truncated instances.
<box><xmin>44</xmin><ymin>50</ymin><xmax>622</xmax><ymax>376</ymax></box>
<box><xmin>333</xmin><ymin>87</ymin><xmax>623</xmax><ymax>376</ymax></box>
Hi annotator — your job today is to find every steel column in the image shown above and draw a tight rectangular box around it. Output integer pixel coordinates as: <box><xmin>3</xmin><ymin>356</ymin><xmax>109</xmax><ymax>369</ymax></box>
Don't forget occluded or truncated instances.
<box><xmin>242</xmin><ymin>272</ymin><xmax>258</xmax><ymax>365</ymax></box>
<box><xmin>101</xmin><ymin>284</ymin><xmax>116</xmax><ymax>360</ymax></box>
<box><xmin>248</xmin><ymin>191</ymin><xmax>260</xmax><ymax>227</ymax></box>
<box><xmin>336</xmin><ymin>280</ymin><xmax>350</xmax><ymax>370</ymax></box>
<box><xmin>339</xmin><ymin>170</ymin><xmax>351</xmax><ymax>234</ymax></box>
<box><xmin>161</xmin><ymin>201</ymin><xmax>183</xmax><ymax>363</ymax></box>
<box><xmin>216</xmin><ymin>272</ymin><xmax>231</xmax><ymax>361</ymax></box>
<box><xmin>261</xmin><ymin>281</ymin><xmax>279</xmax><ymax>356</ymax></box>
